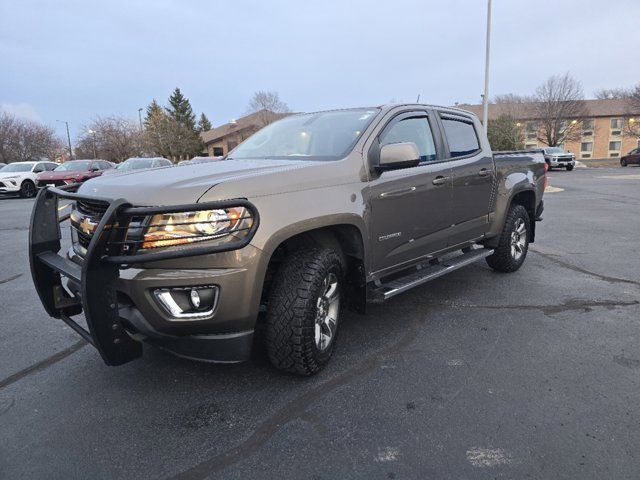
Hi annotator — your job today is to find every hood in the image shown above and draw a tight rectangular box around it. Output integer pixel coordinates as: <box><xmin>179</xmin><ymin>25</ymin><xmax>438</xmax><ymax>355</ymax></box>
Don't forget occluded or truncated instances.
<box><xmin>38</xmin><ymin>170</ymin><xmax>89</xmax><ymax>180</ymax></box>
<box><xmin>0</xmin><ymin>171</ymin><xmax>30</xmax><ymax>179</ymax></box>
<box><xmin>77</xmin><ymin>158</ymin><xmax>324</xmax><ymax>205</ymax></box>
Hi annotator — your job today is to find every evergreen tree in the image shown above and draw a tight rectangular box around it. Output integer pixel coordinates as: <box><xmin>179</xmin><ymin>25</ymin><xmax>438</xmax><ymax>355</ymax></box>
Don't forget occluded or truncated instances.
<box><xmin>197</xmin><ymin>113</ymin><xmax>212</xmax><ymax>133</ymax></box>
<box><xmin>144</xmin><ymin>99</ymin><xmax>164</xmax><ymax>128</ymax></box>
<box><xmin>166</xmin><ymin>88</ymin><xmax>196</xmax><ymax>131</ymax></box>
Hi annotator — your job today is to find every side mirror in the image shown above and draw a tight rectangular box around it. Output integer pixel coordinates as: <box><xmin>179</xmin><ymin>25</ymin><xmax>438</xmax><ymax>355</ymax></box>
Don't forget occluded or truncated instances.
<box><xmin>90</xmin><ymin>167</ymin><xmax>100</xmax><ymax>172</ymax></box>
<box><xmin>377</xmin><ymin>142</ymin><xmax>421</xmax><ymax>171</ymax></box>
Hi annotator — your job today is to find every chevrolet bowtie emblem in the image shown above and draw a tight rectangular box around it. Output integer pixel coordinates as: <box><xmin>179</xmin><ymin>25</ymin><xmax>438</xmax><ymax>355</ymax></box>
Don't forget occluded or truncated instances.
<box><xmin>79</xmin><ymin>217</ymin><xmax>97</xmax><ymax>235</ymax></box>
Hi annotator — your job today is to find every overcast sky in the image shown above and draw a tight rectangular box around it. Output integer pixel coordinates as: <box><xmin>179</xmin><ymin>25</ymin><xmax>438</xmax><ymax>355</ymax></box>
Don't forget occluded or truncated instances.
<box><xmin>1</xmin><ymin>0</ymin><xmax>639</xmax><ymax>140</ymax></box>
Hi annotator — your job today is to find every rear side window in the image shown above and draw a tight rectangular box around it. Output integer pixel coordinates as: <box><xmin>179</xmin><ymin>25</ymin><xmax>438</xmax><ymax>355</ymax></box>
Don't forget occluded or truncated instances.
<box><xmin>380</xmin><ymin>117</ymin><xmax>437</xmax><ymax>163</ymax></box>
<box><xmin>99</xmin><ymin>161</ymin><xmax>112</xmax><ymax>169</ymax></box>
<box><xmin>441</xmin><ymin>117</ymin><xmax>480</xmax><ymax>157</ymax></box>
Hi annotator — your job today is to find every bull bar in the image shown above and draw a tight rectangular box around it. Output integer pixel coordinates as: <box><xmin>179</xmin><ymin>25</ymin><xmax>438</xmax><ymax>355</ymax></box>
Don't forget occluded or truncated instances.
<box><xmin>28</xmin><ymin>186</ymin><xmax>259</xmax><ymax>366</ymax></box>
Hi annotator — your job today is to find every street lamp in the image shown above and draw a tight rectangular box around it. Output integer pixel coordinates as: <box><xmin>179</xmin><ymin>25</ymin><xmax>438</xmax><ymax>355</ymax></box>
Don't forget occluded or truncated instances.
<box><xmin>56</xmin><ymin>120</ymin><xmax>73</xmax><ymax>160</ymax></box>
<box><xmin>88</xmin><ymin>129</ymin><xmax>97</xmax><ymax>159</ymax></box>
<box><xmin>138</xmin><ymin>108</ymin><xmax>143</xmax><ymax>131</ymax></box>
<box><xmin>481</xmin><ymin>0</ymin><xmax>492</xmax><ymax>132</ymax></box>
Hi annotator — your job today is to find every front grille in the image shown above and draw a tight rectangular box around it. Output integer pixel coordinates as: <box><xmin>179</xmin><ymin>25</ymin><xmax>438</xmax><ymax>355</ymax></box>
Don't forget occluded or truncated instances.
<box><xmin>76</xmin><ymin>199</ymin><xmax>109</xmax><ymax>217</ymax></box>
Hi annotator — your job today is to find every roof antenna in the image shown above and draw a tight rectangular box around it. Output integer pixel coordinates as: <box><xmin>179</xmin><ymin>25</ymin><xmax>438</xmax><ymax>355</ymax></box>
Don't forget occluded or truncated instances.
<box><xmin>416</xmin><ymin>94</ymin><xmax>421</xmax><ymax>103</ymax></box>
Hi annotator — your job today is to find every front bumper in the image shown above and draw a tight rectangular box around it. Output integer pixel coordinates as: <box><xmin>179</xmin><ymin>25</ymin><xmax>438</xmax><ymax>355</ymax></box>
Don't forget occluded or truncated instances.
<box><xmin>29</xmin><ymin>186</ymin><xmax>261</xmax><ymax>366</ymax></box>
<box><xmin>0</xmin><ymin>180</ymin><xmax>21</xmax><ymax>193</ymax></box>
<box><xmin>548</xmin><ymin>157</ymin><xmax>575</xmax><ymax>167</ymax></box>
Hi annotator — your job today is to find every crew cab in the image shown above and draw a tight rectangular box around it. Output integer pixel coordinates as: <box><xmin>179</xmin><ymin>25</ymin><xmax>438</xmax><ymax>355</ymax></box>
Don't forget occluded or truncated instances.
<box><xmin>36</xmin><ymin>159</ymin><xmax>114</xmax><ymax>188</ymax></box>
<box><xmin>0</xmin><ymin>160</ymin><xmax>58</xmax><ymax>197</ymax></box>
<box><xmin>29</xmin><ymin>104</ymin><xmax>545</xmax><ymax>375</ymax></box>
<box><xmin>541</xmin><ymin>146</ymin><xmax>575</xmax><ymax>171</ymax></box>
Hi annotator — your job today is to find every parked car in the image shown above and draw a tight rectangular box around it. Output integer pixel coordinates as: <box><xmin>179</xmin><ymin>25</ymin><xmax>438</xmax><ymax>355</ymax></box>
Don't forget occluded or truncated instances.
<box><xmin>541</xmin><ymin>146</ymin><xmax>575</xmax><ymax>171</ymax></box>
<box><xmin>620</xmin><ymin>147</ymin><xmax>640</xmax><ymax>167</ymax></box>
<box><xmin>0</xmin><ymin>162</ymin><xmax>7</xmax><ymax>169</ymax></box>
<box><xmin>178</xmin><ymin>156</ymin><xmax>223</xmax><ymax>166</ymax></box>
<box><xmin>29</xmin><ymin>104</ymin><xmax>545</xmax><ymax>375</ymax></box>
<box><xmin>102</xmin><ymin>157</ymin><xmax>173</xmax><ymax>175</ymax></box>
<box><xmin>35</xmin><ymin>159</ymin><xmax>113</xmax><ymax>188</ymax></box>
<box><xmin>0</xmin><ymin>160</ymin><xmax>58</xmax><ymax>197</ymax></box>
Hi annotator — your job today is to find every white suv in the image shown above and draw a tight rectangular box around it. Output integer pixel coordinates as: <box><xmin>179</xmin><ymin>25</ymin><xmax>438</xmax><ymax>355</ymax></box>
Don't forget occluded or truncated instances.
<box><xmin>0</xmin><ymin>161</ymin><xmax>58</xmax><ymax>198</ymax></box>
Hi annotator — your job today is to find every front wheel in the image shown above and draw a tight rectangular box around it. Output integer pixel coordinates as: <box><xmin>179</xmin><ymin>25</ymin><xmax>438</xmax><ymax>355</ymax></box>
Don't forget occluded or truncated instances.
<box><xmin>566</xmin><ymin>165</ymin><xmax>574</xmax><ymax>171</ymax></box>
<box><xmin>486</xmin><ymin>204</ymin><xmax>530</xmax><ymax>273</ymax></box>
<box><xmin>265</xmin><ymin>247</ymin><xmax>344</xmax><ymax>375</ymax></box>
<box><xmin>621</xmin><ymin>159</ymin><xmax>627</xmax><ymax>167</ymax></box>
<box><xmin>19</xmin><ymin>180</ymin><xmax>36</xmax><ymax>198</ymax></box>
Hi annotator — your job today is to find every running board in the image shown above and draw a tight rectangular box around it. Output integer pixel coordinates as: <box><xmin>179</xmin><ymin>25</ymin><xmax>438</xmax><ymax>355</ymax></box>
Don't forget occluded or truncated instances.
<box><xmin>370</xmin><ymin>248</ymin><xmax>494</xmax><ymax>302</ymax></box>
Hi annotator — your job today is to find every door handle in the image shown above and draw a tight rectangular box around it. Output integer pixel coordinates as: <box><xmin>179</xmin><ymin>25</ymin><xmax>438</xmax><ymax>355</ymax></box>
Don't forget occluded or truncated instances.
<box><xmin>432</xmin><ymin>176</ymin><xmax>449</xmax><ymax>186</ymax></box>
<box><xmin>478</xmin><ymin>168</ymin><xmax>492</xmax><ymax>177</ymax></box>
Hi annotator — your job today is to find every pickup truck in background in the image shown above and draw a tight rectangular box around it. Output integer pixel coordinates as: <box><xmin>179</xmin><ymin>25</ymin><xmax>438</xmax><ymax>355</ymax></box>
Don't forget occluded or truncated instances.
<box><xmin>540</xmin><ymin>146</ymin><xmax>576</xmax><ymax>171</ymax></box>
<box><xmin>29</xmin><ymin>104</ymin><xmax>546</xmax><ymax>375</ymax></box>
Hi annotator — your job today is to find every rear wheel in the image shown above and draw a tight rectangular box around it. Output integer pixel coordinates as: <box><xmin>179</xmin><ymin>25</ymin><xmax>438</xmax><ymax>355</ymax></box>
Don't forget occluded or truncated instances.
<box><xmin>265</xmin><ymin>247</ymin><xmax>343</xmax><ymax>375</ymax></box>
<box><xmin>19</xmin><ymin>180</ymin><xmax>36</xmax><ymax>198</ymax></box>
<box><xmin>486</xmin><ymin>204</ymin><xmax>530</xmax><ymax>273</ymax></box>
<box><xmin>621</xmin><ymin>158</ymin><xmax>627</xmax><ymax>167</ymax></box>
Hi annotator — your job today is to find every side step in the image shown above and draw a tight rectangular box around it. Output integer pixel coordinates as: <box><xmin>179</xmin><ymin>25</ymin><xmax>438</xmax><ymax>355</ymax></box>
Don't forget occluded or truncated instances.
<box><xmin>370</xmin><ymin>247</ymin><xmax>494</xmax><ymax>302</ymax></box>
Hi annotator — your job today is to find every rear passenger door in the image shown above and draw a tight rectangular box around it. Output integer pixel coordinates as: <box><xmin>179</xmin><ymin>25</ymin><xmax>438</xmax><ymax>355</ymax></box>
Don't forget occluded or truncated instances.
<box><xmin>439</xmin><ymin>113</ymin><xmax>494</xmax><ymax>246</ymax></box>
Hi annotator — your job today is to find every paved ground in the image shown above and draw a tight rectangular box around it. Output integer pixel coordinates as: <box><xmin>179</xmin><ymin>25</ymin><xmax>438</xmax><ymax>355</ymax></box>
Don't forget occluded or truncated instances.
<box><xmin>1</xmin><ymin>167</ymin><xmax>639</xmax><ymax>479</ymax></box>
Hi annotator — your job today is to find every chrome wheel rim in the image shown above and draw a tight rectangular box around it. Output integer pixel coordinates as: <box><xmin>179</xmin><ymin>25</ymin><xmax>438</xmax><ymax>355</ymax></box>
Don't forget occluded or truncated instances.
<box><xmin>510</xmin><ymin>218</ymin><xmax>527</xmax><ymax>260</ymax></box>
<box><xmin>24</xmin><ymin>183</ymin><xmax>35</xmax><ymax>197</ymax></box>
<box><xmin>315</xmin><ymin>272</ymin><xmax>339</xmax><ymax>352</ymax></box>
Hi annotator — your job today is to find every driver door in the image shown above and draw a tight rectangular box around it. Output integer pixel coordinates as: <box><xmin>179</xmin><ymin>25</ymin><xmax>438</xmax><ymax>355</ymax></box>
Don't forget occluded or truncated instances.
<box><xmin>368</xmin><ymin>111</ymin><xmax>453</xmax><ymax>275</ymax></box>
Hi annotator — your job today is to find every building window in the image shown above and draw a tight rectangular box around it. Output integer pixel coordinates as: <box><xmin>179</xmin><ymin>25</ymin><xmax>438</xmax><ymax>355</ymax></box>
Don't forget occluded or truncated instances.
<box><xmin>525</xmin><ymin>143</ymin><xmax>537</xmax><ymax>150</ymax></box>
<box><xmin>213</xmin><ymin>147</ymin><xmax>224</xmax><ymax>156</ymax></box>
<box><xmin>526</xmin><ymin>132</ymin><xmax>537</xmax><ymax>140</ymax></box>
<box><xmin>582</xmin><ymin>119</ymin><xmax>594</xmax><ymax>130</ymax></box>
<box><xmin>525</xmin><ymin>122</ymin><xmax>537</xmax><ymax>133</ymax></box>
<box><xmin>609</xmin><ymin>141</ymin><xmax>621</xmax><ymax>150</ymax></box>
<box><xmin>581</xmin><ymin>142</ymin><xmax>593</xmax><ymax>152</ymax></box>
<box><xmin>610</xmin><ymin>118</ymin><xmax>623</xmax><ymax>129</ymax></box>
<box><xmin>582</xmin><ymin>154</ymin><xmax>591</xmax><ymax>158</ymax></box>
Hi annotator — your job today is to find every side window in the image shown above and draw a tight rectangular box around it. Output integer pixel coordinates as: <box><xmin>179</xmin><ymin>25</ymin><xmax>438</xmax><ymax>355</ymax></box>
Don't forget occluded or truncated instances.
<box><xmin>100</xmin><ymin>161</ymin><xmax>112</xmax><ymax>169</ymax></box>
<box><xmin>380</xmin><ymin>117</ymin><xmax>437</xmax><ymax>163</ymax></box>
<box><xmin>33</xmin><ymin>163</ymin><xmax>44</xmax><ymax>173</ymax></box>
<box><xmin>46</xmin><ymin>163</ymin><xmax>57</xmax><ymax>171</ymax></box>
<box><xmin>90</xmin><ymin>162</ymin><xmax>100</xmax><ymax>171</ymax></box>
<box><xmin>441</xmin><ymin>118</ymin><xmax>480</xmax><ymax>158</ymax></box>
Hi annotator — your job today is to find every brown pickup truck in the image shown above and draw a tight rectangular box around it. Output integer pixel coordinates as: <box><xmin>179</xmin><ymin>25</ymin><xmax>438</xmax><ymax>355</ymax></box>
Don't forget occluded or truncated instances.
<box><xmin>29</xmin><ymin>104</ymin><xmax>546</xmax><ymax>375</ymax></box>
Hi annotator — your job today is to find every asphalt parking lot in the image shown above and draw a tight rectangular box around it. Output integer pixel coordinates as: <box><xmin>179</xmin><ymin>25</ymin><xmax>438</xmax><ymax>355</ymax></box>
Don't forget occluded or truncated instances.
<box><xmin>1</xmin><ymin>167</ymin><xmax>639</xmax><ymax>479</ymax></box>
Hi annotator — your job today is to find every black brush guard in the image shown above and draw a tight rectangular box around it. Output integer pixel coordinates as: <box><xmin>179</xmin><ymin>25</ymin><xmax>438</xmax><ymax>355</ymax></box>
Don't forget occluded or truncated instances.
<box><xmin>29</xmin><ymin>186</ymin><xmax>259</xmax><ymax>366</ymax></box>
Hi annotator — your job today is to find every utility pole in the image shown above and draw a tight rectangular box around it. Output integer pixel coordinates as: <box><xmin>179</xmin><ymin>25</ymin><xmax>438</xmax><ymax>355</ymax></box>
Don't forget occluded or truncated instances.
<box><xmin>482</xmin><ymin>0</ymin><xmax>492</xmax><ymax>132</ymax></box>
<box><xmin>57</xmin><ymin>120</ymin><xmax>73</xmax><ymax>160</ymax></box>
<box><xmin>138</xmin><ymin>108</ymin><xmax>143</xmax><ymax>131</ymax></box>
<box><xmin>88</xmin><ymin>129</ymin><xmax>97</xmax><ymax>159</ymax></box>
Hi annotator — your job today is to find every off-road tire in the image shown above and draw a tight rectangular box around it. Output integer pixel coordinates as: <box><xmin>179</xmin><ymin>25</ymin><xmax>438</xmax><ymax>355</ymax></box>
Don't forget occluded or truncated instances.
<box><xmin>265</xmin><ymin>247</ymin><xmax>343</xmax><ymax>375</ymax></box>
<box><xmin>19</xmin><ymin>180</ymin><xmax>36</xmax><ymax>198</ymax></box>
<box><xmin>486</xmin><ymin>204</ymin><xmax>530</xmax><ymax>273</ymax></box>
<box><xmin>620</xmin><ymin>159</ymin><xmax>627</xmax><ymax>167</ymax></box>
<box><xmin>566</xmin><ymin>165</ymin><xmax>574</xmax><ymax>171</ymax></box>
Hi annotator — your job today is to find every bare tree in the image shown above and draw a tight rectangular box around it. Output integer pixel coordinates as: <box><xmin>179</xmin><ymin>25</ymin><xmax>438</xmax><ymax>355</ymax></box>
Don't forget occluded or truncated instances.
<box><xmin>76</xmin><ymin>116</ymin><xmax>143</xmax><ymax>162</ymax></box>
<box><xmin>245</xmin><ymin>90</ymin><xmax>291</xmax><ymax>127</ymax></box>
<box><xmin>623</xmin><ymin>83</ymin><xmax>640</xmax><ymax>140</ymax></box>
<box><xmin>534</xmin><ymin>73</ymin><xmax>588</xmax><ymax>147</ymax></box>
<box><xmin>593</xmin><ymin>87</ymin><xmax>631</xmax><ymax>100</ymax></box>
<box><xmin>0</xmin><ymin>110</ymin><xmax>62</xmax><ymax>163</ymax></box>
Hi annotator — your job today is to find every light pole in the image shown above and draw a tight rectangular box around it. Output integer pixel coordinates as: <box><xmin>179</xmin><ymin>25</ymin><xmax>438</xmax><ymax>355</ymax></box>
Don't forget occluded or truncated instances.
<box><xmin>88</xmin><ymin>129</ymin><xmax>97</xmax><ymax>159</ymax></box>
<box><xmin>482</xmin><ymin>0</ymin><xmax>492</xmax><ymax>132</ymax></box>
<box><xmin>56</xmin><ymin>120</ymin><xmax>73</xmax><ymax>160</ymax></box>
<box><xmin>138</xmin><ymin>108</ymin><xmax>143</xmax><ymax>131</ymax></box>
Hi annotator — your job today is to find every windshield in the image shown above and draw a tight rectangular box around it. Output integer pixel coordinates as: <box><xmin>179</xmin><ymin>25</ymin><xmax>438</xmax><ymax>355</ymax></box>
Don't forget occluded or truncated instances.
<box><xmin>1</xmin><ymin>163</ymin><xmax>34</xmax><ymax>173</ymax></box>
<box><xmin>54</xmin><ymin>161</ymin><xmax>92</xmax><ymax>172</ymax></box>
<box><xmin>117</xmin><ymin>159</ymin><xmax>154</xmax><ymax>170</ymax></box>
<box><xmin>228</xmin><ymin>109</ymin><xmax>380</xmax><ymax>161</ymax></box>
<box><xmin>545</xmin><ymin>147</ymin><xmax>564</xmax><ymax>154</ymax></box>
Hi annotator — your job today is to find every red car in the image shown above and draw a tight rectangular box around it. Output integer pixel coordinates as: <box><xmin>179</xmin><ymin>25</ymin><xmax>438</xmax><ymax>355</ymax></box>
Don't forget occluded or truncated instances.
<box><xmin>620</xmin><ymin>148</ymin><xmax>640</xmax><ymax>167</ymax></box>
<box><xmin>36</xmin><ymin>159</ymin><xmax>114</xmax><ymax>188</ymax></box>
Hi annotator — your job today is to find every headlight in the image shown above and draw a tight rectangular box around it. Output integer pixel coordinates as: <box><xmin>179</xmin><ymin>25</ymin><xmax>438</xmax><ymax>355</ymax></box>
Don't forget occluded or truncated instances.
<box><xmin>139</xmin><ymin>207</ymin><xmax>252</xmax><ymax>249</ymax></box>
<box><xmin>3</xmin><ymin>175</ymin><xmax>18</xmax><ymax>180</ymax></box>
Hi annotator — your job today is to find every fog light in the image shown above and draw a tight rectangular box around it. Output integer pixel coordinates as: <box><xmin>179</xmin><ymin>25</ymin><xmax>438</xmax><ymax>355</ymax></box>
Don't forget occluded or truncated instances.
<box><xmin>153</xmin><ymin>286</ymin><xmax>218</xmax><ymax>320</ymax></box>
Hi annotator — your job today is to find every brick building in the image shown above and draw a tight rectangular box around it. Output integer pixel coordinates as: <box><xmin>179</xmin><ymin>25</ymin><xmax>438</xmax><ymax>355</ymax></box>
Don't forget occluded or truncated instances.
<box><xmin>459</xmin><ymin>99</ymin><xmax>640</xmax><ymax>159</ymax></box>
<box><xmin>200</xmin><ymin>109</ymin><xmax>291</xmax><ymax>157</ymax></box>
